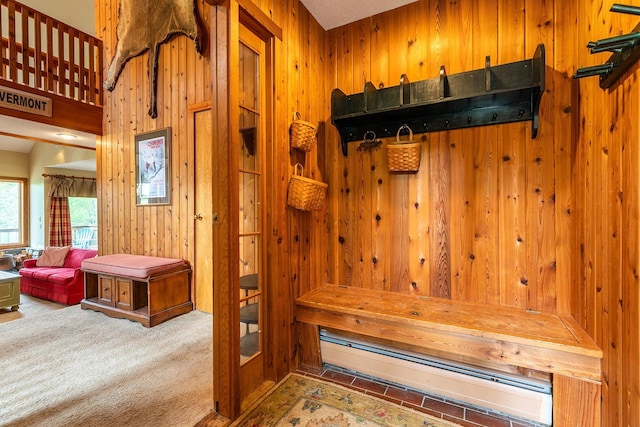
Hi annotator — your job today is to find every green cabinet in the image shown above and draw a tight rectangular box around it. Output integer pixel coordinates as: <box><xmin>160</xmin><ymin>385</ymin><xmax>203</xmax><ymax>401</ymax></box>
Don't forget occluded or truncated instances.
<box><xmin>0</xmin><ymin>271</ymin><xmax>20</xmax><ymax>311</ymax></box>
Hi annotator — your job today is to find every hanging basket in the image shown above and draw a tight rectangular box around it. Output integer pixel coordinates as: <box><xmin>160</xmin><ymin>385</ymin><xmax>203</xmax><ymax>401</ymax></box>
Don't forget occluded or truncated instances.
<box><xmin>290</xmin><ymin>112</ymin><xmax>317</xmax><ymax>152</ymax></box>
<box><xmin>287</xmin><ymin>164</ymin><xmax>328</xmax><ymax>211</ymax></box>
<box><xmin>386</xmin><ymin>124</ymin><xmax>422</xmax><ymax>173</ymax></box>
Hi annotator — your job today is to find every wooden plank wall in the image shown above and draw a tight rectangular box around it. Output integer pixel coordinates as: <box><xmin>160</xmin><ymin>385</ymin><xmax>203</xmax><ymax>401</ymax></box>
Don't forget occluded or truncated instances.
<box><xmin>574</xmin><ymin>1</ymin><xmax>640</xmax><ymax>426</ymax></box>
<box><xmin>95</xmin><ymin>0</ymin><xmax>212</xmax><ymax>263</ymax></box>
<box><xmin>324</xmin><ymin>0</ymin><xmax>571</xmax><ymax>311</ymax></box>
<box><xmin>264</xmin><ymin>0</ymin><xmax>328</xmax><ymax>380</ymax></box>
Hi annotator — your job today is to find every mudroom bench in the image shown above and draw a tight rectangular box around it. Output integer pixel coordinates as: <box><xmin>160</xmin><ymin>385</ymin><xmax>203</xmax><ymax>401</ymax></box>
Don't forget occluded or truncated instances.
<box><xmin>296</xmin><ymin>284</ymin><xmax>603</xmax><ymax>427</ymax></box>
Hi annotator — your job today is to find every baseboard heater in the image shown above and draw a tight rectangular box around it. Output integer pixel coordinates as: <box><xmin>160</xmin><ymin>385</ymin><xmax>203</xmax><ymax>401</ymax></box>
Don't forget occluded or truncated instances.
<box><xmin>319</xmin><ymin>330</ymin><xmax>552</xmax><ymax>425</ymax></box>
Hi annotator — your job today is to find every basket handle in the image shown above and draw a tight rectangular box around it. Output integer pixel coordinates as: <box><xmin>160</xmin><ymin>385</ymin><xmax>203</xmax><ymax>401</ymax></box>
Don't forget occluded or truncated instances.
<box><xmin>396</xmin><ymin>124</ymin><xmax>413</xmax><ymax>143</ymax></box>
<box><xmin>294</xmin><ymin>163</ymin><xmax>304</xmax><ymax>177</ymax></box>
<box><xmin>292</xmin><ymin>112</ymin><xmax>302</xmax><ymax>121</ymax></box>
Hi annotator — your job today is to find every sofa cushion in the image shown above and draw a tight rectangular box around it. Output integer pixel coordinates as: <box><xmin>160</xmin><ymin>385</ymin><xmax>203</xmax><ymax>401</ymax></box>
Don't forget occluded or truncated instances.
<box><xmin>19</xmin><ymin>267</ymin><xmax>76</xmax><ymax>285</ymax></box>
<box><xmin>63</xmin><ymin>248</ymin><xmax>98</xmax><ymax>268</ymax></box>
<box><xmin>37</xmin><ymin>246</ymin><xmax>71</xmax><ymax>267</ymax></box>
<box><xmin>45</xmin><ymin>269</ymin><xmax>78</xmax><ymax>285</ymax></box>
<box><xmin>18</xmin><ymin>267</ymin><xmax>46</xmax><ymax>279</ymax></box>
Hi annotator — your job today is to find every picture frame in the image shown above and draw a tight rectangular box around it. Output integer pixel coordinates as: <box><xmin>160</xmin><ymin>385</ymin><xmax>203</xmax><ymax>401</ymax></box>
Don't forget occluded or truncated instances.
<box><xmin>135</xmin><ymin>128</ymin><xmax>171</xmax><ymax>205</ymax></box>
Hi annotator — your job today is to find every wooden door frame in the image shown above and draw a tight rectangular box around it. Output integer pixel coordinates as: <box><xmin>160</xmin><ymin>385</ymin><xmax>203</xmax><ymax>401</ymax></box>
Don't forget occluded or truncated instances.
<box><xmin>210</xmin><ymin>0</ymin><xmax>280</xmax><ymax>419</ymax></box>
<box><xmin>210</xmin><ymin>2</ymin><xmax>237</xmax><ymax>418</ymax></box>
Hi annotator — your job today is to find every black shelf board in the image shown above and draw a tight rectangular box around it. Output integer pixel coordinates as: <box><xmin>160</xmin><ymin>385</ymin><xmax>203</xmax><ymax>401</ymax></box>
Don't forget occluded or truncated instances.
<box><xmin>332</xmin><ymin>44</ymin><xmax>545</xmax><ymax>156</ymax></box>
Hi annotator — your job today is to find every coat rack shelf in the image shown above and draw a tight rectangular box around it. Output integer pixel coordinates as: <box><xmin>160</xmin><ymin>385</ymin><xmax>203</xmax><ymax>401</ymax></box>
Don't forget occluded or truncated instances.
<box><xmin>331</xmin><ymin>44</ymin><xmax>545</xmax><ymax>156</ymax></box>
<box><xmin>574</xmin><ymin>4</ymin><xmax>640</xmax><ymax>89</ymax></box>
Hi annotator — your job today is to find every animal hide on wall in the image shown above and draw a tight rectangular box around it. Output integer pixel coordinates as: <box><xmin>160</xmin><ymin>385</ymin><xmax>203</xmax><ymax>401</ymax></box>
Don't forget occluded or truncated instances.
<box><xmin>103</xmin><ymin>0</ymin><xmax>204</xmax><ymax>118</ymax></box>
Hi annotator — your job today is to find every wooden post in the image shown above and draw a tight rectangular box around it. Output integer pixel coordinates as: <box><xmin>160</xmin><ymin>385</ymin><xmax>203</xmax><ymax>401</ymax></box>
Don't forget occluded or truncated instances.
<box><xmin>297</xmin><ymin>323</ymin><xmax>322</xmax><ymax>373</ymax></box>
<box><xmin>553</xmin><ymin>374</ymin><xmax>601</xmax><ymax>427</ymax></box>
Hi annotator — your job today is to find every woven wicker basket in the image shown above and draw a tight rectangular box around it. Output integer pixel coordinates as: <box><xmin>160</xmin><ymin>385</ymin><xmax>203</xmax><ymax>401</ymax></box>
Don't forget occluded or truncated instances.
<box><xmin>287</xmin><ymin>164</ymin><xmax>328</xmax><ymax>211</ymax></box>
<box><xmin>290</xmin><ymin>112</ymin><xmax>317</xmax><ymax>151</ymax></box>
<box><xmin>386</xmin><ymin>125</ymin><xmax>422</xmax><ymax>173</ymax></box>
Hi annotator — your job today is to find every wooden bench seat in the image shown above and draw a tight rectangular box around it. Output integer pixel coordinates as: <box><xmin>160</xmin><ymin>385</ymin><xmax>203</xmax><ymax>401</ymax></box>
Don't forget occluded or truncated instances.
<box><xmin>296</xmin><ymin>284</ymin><xmax>603</xmax><ymax>426</ymax></box>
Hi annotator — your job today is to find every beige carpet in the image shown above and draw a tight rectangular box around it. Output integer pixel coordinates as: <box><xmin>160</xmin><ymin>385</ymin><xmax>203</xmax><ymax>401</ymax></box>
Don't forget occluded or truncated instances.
<box><xmin>0</xmin><ymin>294</ymin><xmax>65</xmax><ymax>324</ymax></box>
<box><xmin>0</xmin><ymin>306</ymin><xmax>213</xmax><ymax>427</ymax></box>
<box><xmin>231</xmin><ymin>373</ymin><xmax>461</xmax><ymax>427</ymax></box>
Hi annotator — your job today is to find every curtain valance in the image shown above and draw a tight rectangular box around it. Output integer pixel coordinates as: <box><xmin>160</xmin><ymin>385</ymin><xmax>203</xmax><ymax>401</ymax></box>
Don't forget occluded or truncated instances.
<box><xmin>47</xmin><ymin>176</ymin><xmax>97</xmax><ymax>198</ymax></box>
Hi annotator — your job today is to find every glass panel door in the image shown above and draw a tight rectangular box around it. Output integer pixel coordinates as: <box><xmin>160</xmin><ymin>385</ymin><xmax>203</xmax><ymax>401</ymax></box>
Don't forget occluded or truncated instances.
<box><xmin>238</xmin><ymin>32</ymin><xmax>263</xmax><ymax>364</ymax></box>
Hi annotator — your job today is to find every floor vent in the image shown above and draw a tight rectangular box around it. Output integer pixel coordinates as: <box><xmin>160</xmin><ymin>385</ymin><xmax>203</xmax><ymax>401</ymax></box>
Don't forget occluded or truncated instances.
<box><xmin>320</xmin><ymin>330</ymin><xmax>552</xmax><ymax>425</ymax></box>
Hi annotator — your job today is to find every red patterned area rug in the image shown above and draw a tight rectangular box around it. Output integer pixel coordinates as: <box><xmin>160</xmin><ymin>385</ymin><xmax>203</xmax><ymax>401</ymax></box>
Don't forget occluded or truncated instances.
<box><xmin>231</xmin><ymin>373</ymin><xmax>461</xmax><ymax>427</ymax></box>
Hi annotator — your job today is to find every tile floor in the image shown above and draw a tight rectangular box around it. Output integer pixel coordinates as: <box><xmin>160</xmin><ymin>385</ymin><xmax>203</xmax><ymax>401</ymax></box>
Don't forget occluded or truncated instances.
<box><xmin>298</xmin><ymin>364</ymin><xmax>549</xmax><ymax>427</ymax></box>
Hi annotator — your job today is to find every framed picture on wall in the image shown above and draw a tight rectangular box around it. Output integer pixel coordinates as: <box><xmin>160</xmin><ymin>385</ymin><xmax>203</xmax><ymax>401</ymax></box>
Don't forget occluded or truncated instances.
<box><xmin>135</xmin><ymin>128</ymin><xmax>171</xmax><ymax>205</ymax></box>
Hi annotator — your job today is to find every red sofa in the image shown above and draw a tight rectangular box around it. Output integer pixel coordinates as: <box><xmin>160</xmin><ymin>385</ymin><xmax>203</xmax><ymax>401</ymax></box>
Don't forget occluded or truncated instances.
<box><xmin>19</xmin><ymin>248</ymin><xmax>98</xmax><ymax>305</ymax></box>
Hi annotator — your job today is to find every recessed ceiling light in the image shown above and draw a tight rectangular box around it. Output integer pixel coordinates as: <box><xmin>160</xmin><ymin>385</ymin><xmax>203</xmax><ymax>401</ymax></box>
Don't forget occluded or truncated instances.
<box><xmin>56</xmin><ymin>132</ymin><xmax>78</xmax><ymax>140</ymax></box>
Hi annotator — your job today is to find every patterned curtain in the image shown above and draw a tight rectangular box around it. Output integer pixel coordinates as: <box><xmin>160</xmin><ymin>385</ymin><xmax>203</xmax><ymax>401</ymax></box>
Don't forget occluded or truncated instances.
<box><xmin>49</xmin><ymin>197</ymin><xmax>72</xmax><ymax>246</ymax></box>
<box><xmin>46</xmin><ymin>176</ymin><xmax>97</xmax><ymax>246</ymax></box>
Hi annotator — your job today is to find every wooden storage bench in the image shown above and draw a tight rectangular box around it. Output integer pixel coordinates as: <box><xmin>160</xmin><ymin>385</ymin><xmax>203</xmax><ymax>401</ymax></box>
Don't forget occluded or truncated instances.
<box><xmin>81</xmin><ymin>254</ymin><xmax>192</xmax><ymax>327</ymax></box>
<box><xmin>296</xmin><ymin>284</ymin><xmax>603</xmax><ymax>427</ymax></box>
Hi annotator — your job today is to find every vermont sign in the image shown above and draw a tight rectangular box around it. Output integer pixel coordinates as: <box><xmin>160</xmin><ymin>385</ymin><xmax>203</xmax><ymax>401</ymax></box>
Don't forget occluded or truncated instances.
<box><xmin>0</xmin><ymin>85</ymin><xmax>52</xmax><ymax>117</ymax></box>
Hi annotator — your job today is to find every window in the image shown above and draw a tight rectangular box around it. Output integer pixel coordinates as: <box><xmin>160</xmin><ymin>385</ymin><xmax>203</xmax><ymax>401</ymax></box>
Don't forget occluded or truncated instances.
<box><xmin>0</xmin><ymin>177</ymin><xmax>28</xmax><ymax>248</ymax></box>
<box><xmin>69</xmin><ymin>197</ymin><xmax>97</xmax><ymax>249</ymax></box>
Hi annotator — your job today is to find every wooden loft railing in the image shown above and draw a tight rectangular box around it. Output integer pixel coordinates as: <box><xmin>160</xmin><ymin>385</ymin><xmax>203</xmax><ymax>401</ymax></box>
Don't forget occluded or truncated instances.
<box><xmin>0</xmin><ymin>0</ymin><xmax>103</xmax><ymax>135</ymax></box>
<box><xmin>0</xmin><ymin>0</ymin><xmax>103</xmax><ymax>105</ymax></box>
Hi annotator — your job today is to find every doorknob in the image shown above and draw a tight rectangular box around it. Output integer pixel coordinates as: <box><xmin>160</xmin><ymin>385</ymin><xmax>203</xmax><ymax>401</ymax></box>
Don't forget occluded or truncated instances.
<box><xmin>194</xmin><ymin>214</ymin><xmax>204</xmax><ymax>221</ymax></box>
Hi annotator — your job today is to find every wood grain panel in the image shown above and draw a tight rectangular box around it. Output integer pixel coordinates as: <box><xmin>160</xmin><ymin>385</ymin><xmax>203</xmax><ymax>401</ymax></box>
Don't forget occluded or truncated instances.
<box><xmin>430</xmin><ymin>135</ymin><xmax>451</xmax><ymax>298</ymax></box>
<box><xmin>553</xmin><ymin>374</ymin><xmax>601</xmax><ymax>427</ymax></box>
<box><xmin>405</xmin><ymin>1</ymin><xmax>430</xmax><ymax>296</ymax></box>
<box><xmin>211</xmin><ymin>3</ymin><xmax>236</xmax><ymax>417</ymax></box>
<box><xmin>387</xmin><ymin>5</ymin><xmax>413</xmax><ymax>294</ymax></box>
<box><xmin>599</xmin><ymin>7</ymin><xmax>623</xmax><ymax>419</ymax></box>
<box><xmin>335</xmin><ymin>24</ymin><xmax>357</xmax><ymax>288</ymax></box>
<box><xmin>307</xmin><ymin>9</ymin><xmax>327</xmax><ymax>301</ymax></box>
<box><xmin>355</xmin><ymin>22</ymin><xmax>374</xmax><ymax>291</ymax></box>
<box><xmin>194</xmin><ymin>107</ymin><xmax>213</xmax><ymax>313</ymax></box>
<box><xmin>574</xmin><ymin>1</ymin><xmax>640</xmax><ymax>426</ymax></box>
<box><xmin>370</xmin><ymin>12</ymin><xmax>391</xmax><ymax>292</ymax></box>
<box><xmin>552</xmin><ymin>0</ymin><xmax>577</xmax><ymax>316</ymax></box>
<box><xmin>297</xmin><ymin>3</ymin><xmax>312</xmax><ymax>299</ymax></box>
<box><xmin>273</xmin><ymin>0</ymin><xmax>296</xmax><ymax>382</ymax></box>
<box><xmin>619</xmin><ymin>58</ymin><xmax>640</xmax><ymax>427</ymax></box>
<box><xmin>498</xmin><ymin>1</ymin><xmax>527</xmax><ymax>310</ymax></box>
<box><xmin>472</xmin><ymin>0</ymin><xmax>499</xmax><ymax>305</ymax></box>
<box><xmin>524</xmin><ymin>0</ymin><xmax>556</xmax><ymax>313</ymax></box>
<box><xmin>286</xmin><ymin>0</ymin><xmax>303</xmax><ymax>300</ymax></box>
<box><xmin>426</xmin><ymin>0</ymin><xmax>451</xmax><ymax>298</ymax></box>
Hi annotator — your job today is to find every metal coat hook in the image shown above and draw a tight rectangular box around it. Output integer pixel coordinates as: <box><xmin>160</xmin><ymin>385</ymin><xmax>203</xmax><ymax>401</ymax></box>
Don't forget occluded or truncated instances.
<box><xmin>357</xmin><ymin>131</ymin><xmax>382</xmax><ymax>152</ymax></box>
<box><xmin>574</xmin><ymin>4</ymin><xmax>640</xmax><ymax>88</ymax></box>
